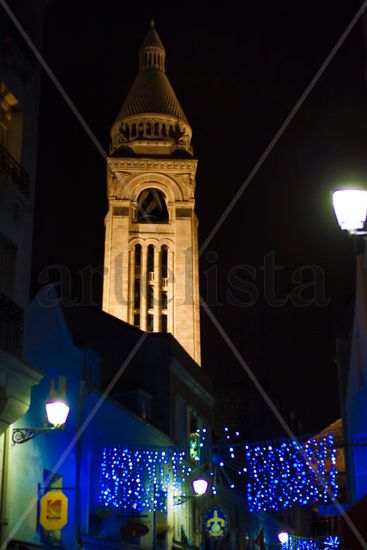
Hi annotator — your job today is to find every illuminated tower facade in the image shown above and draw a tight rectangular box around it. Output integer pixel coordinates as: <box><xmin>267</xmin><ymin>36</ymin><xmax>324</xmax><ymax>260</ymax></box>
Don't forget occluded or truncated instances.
<box><xmin>102</xmin><ymin>22</ymin><xmax>201</xmax><ymax>365</ymax></box>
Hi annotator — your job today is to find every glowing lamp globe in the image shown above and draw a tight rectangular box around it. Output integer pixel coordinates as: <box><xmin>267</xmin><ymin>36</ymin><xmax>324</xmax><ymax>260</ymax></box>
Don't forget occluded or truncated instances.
<box><xmin>277</xmin><ymin>532</ymin><xmax>289</xmax><ymax>544</ymax></box>
<box><xmin>332</xmin><ymin>189</ymin><xmax>367</xmax><ymax>232</ymax></box>
<box><xmin>192</xmin><ymin>478</ymin><xmax>208</xmax><ymax>496</ymax></box>
<box><xmin>46</xmin><ymin>400</ymin><xmax>70</xmax><ymax>427</ymax></box>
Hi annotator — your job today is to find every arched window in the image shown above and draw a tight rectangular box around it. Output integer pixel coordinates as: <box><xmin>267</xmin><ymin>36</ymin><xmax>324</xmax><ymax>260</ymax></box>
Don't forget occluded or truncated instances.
<box><xmin>135</xmin><ymin>244</ymin><xmax>141</xmax><ymax>276</ymax></box>
<box><xmin>136</xmin><ymin>189</ymin><xmax>169</xmax><ymax>223</ymax></box>
<box><xmin>161</xmin><ymin>245</ymin><xmax>168</xmax><ymax>278</ymax></box>
<box><xmin>147</xmin><ymin>244</ymin><xmax>154</xmax><ymax>275</ymax></box>
<box><xmin>133</xmin><ymin>244</ymin><xmax>142</xmax><ymax>328</ymax></box>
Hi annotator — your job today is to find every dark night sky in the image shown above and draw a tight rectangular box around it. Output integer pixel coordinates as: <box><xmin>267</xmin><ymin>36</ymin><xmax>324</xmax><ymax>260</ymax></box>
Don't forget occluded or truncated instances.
<box><xmin>27</xmin><ymin>1</ymin><xmax>367</xmax><ymax>433</ymax></box>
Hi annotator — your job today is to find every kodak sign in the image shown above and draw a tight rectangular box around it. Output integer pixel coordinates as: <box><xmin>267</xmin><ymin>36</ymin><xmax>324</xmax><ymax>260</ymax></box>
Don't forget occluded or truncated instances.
<box><xmin>40</xmin><ymin>490</ymin><xmax>68</xmax><ymax>530</ymax></box>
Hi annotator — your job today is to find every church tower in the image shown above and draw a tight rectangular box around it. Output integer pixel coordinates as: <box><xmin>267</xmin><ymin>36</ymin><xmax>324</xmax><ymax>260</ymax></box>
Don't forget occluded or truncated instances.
<box><xmin>102</xmin><ymin>22</ymin><xmax>201</xmax><ymax>365</ymax></box>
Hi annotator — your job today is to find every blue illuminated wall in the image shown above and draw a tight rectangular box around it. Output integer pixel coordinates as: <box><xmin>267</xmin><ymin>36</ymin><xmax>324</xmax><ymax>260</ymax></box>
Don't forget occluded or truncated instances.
<box><xmin>9</xmin><ymin>286</ymin><xmax>84</xmax><ymax>548</ymax></box>
<box><xmin>344</xmin><ymin>256</ymin><xmax>367</xmax><ymax>503</ymax></box>
<box><xmin>8</xmin><ymin>286</ymin><xmax>174</xmax><ymax>549</ymax></box>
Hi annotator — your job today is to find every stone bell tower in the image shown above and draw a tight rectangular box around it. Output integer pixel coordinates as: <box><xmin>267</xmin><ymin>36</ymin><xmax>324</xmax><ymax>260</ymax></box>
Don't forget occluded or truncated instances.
<box><xmin>102</xmin><ymin>21</ymin><xmax>201</xmax><ymax>365</ymax></box>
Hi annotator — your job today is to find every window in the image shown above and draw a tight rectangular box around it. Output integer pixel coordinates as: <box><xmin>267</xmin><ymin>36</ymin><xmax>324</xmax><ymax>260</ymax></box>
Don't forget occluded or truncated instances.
<box><xmin>134</xmin><ymin>244</ymin><xmax>141</xmax><ymax>276</ymax></box>
<box><xmin>133</xmin><ymin>245</ymin><xmax>142</xmax><ymax>325</ymax></box>
<box><xmin>147</xmin><ymin>313</ymin><xmax>154</xmax><ymax>332</ymax></box>
<box><xmin>147</xmin><ymin>245</ymin><xmax>154</xmax><ymax>274</ymax></box>
<box><xmin>136</xmin><ymin>189</ymin><xmax>169</xmax><ymax>223</ymax></box>
<box><xmin>161</xmin><ymin>314</ymin><xmax>167</xmax><ymax>332</ymax></box>
<box><xmin>134</xmin><ymin>280</ymin><xmax>140</xmax><ymax>310</ymax></box>
<box><xmin>161</xmin><ymin>245</ymin><xmax>168</xmax><ymax>278</ymax></box>
<box><xmin>147</xmin><ymin>285</ymin><xmax>154</xmax><ymax>310</ymax></box>
<box><xmin>0</xmin><ymin>83</ymin><xmax>23</xmax><ymax>163</ymax></box>
<box><xmin>161</xmin><ymin>291</ymin><xmax>168</xmax><ymax>311</ymax></box>
<box><xmin>0</xmin><ymin>237</ymin><xmax>16</xmax><ymax>299</ymax></box>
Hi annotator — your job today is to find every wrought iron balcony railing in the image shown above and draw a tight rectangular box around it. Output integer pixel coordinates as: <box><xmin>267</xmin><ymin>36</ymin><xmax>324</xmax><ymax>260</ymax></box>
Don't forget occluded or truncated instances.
<box><xmin>0</xmin><ymin>143</ymin><xmax>30</xmax><ymax>197</ymax></box>
<box><xmin>0</xmin><ymin>292</ymin><xmax>24</xmax><ymax>357</ymax></box>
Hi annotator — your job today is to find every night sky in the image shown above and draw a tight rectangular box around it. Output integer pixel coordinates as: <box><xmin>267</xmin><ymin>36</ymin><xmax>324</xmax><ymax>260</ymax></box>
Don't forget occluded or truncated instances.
<box><xmin>27</xmin><ymin>1</ymin><xmax>367</xmax><ymax>433</ymax></box>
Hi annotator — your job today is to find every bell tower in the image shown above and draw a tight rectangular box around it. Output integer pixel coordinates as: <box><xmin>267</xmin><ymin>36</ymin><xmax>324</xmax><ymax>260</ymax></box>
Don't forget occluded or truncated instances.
<box><xmin>102</xmin><ymin>21</ymin><xmax>201</xmax><ymax>365</ymax></box>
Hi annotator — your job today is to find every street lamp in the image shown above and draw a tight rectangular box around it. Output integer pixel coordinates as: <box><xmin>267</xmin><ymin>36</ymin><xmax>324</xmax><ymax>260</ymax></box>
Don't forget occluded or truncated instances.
<box><xmin>277</xmin><ymin>531</ymin><xmax>289</xmax><ymax>545</ymax></box>
<box><xmin>332</xmin><ymin>188</ymin><xmax>367</xmax><ymax>234</ymax></box>
<box><xmin>173</xmin><ymin>474</ymin><xmax>209</xmax><ymax>505</ymax></box>
<box><xmin>192</xmin><ymin>477</ymin><xmax>209</xmax><ymax>496</ymax></box>
<box><xmin>12</xmin><ymin>377</ymin><xmax>70</xmax><ymax>444</ymax></box>
<box><xmin>45</xmin><ymin>399</ymin><xmax>70</xmax><ymax>427</ymax></box>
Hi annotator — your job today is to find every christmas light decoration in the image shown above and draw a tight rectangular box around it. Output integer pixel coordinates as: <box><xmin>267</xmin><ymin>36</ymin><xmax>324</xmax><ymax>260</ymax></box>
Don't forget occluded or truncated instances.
<box><xmin>98</xmin><ymin>447</ymin><xmax>190</xmax><ymax>512</ymax></box>
<box><xmin>244</xmin><ymin>435</ymin><xmax>338</xmax><ymax>512</ymax></box>
<box><xmin>98</xmin><ymin>430</ymin><xmax>338</xmax><ymax>515</ymax></box>
<box><xmin>281</xmin><ymin>534</ymin><xmax>340</xmax><ymax>550</ymax></box>
<box><xmin>195</xmin><ymin>428</ymin><xmax>338</xmax><ymax>513</ymax></box>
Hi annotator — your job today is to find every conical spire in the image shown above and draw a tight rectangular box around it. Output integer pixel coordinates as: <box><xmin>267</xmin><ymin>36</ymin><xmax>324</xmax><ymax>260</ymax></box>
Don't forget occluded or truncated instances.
<box><xmin>110</xmin><ymin>22</ymin><xmax>193</xmax><ymax>157</ymax></box>
<box><xmin>139</xmin><ymin>20</ymin><xmax>166</xmax><ymax>72</ymax></box>
<box><xmin>140</xmin><ymin>19</ymin><xmax>165</xmax><ymax>49</ymax></box>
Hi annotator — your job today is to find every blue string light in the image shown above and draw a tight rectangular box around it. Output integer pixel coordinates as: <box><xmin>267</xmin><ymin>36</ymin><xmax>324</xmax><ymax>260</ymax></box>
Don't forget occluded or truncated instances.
<box><xmin>195</xmin><ymin>428</ymin><xmax>338</xmax><ymax>513</ymax></box>
<box><xmin>245</xmin><ymin>435</ymin><xmax>338</xmax><ymax>512</ymax></box>
<box><xmin>98</xmin><ymin>431</ymin><xmax>338</xmax><ymax>515</ymax></box>
<box><xmin>281</xmin><ymin>535</ymin><xmax>340</xmax><ymax>549</ymax></box>
<box><xmin>98</xmin><ymin>447</ymin><xmax>190</xmax><ymax>512</ymax></box>
<box><xmin>244</xmin><ymin>435</ymin><xmax>338</xmax><ymax>512</ymax></box>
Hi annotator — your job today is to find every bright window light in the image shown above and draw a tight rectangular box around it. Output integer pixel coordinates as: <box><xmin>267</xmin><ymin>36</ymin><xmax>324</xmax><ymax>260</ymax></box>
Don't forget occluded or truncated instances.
<box><xmin>332</xmin><ymin>189</ymin><xmax>367</xmax><ymax>232</ymax></box>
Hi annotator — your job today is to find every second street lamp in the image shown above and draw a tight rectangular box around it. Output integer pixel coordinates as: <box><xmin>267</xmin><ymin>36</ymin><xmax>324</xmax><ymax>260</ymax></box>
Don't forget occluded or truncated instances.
<box><xmin>332</xmin><ymin>188</ymin><xmax>367</xmax><ymax>234</ymax></box>
<box><xmin>192</xmin><ymin>477</ymin><xmax>209</xmax><ymax>496</ymax></box>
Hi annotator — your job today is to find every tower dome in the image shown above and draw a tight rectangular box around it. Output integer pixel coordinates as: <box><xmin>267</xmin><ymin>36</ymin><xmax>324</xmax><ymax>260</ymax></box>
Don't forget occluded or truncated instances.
<box><xmin>111</xmin><ymin>21</ymin><xmax>193</xmax><ymax>156</ymax></box>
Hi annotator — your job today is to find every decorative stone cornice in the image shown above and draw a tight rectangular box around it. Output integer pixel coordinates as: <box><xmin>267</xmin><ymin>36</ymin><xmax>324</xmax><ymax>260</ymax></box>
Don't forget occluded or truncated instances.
<box><xmin>108</xmin><ymin>157</ymin><xmax>198</xmax><ymax>176</ymax></box>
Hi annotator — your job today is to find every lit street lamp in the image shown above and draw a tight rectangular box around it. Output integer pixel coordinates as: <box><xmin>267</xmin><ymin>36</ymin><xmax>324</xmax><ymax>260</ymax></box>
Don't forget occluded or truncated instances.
<box><xmin>12</xmin><ymin>377</ymin><xmax>70</xmax><ymax>444</ymax></box>
<box><xmin>277</xmin><ymin>531</ymin><xmax>289</xmax><ymax>546</ymax></box>
<box><xmin>332</xmin><ymin>188</ymin><xmax>367</xmax><ymax>234</ymax></box>
<box><xmin>192</xmin><ymin>477</ymin><xmax>209</xmax><ymax>496</ymax></box>
<box><xmin>173</xmin><ymin>474</ymin><xmax>209</xmax><ymax>505</ymax></box>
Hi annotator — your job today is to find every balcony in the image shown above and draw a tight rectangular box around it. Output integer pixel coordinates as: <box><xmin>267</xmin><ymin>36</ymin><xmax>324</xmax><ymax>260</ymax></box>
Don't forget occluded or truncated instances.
<box><xmin>0</xmin><ymin>143</ymin><xmax>30</xmax><ymax>197</ymax></box>
<box><xmin>0</xmin><ymin>292</ymin><xmax>24</xmax><ymax>356</ymax></box>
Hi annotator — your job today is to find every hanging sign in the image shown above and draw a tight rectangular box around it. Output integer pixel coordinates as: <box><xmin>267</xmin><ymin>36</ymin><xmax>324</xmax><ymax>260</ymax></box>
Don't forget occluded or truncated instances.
<box><xmin>189</xmin><ymin>432</ymin><xmax>200</xmax><ymax>462</ymax></box>
<box><xmin>204</xmin><ymin>505</ymin><xmax>230</xmax><ymax>541</ymax></box>
<box><xmin>40</xmin><ymin>490</ymin><xmax>68</xmax><ymax>530</ymax></box>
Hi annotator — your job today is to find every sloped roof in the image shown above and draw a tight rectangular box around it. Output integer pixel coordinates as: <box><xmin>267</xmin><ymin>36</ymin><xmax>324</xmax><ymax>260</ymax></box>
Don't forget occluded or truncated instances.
<box><xmin>117</xmin><ymin>69</ymin><xmax>188</xmax><ymax>121</ymax></box>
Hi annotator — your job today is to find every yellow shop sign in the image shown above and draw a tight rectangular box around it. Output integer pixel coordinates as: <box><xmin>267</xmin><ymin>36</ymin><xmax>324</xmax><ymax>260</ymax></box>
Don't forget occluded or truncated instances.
<box><xmin>40</xmin><ymin>490</ymin><xmax>68</xmax><ymax>530</ymax></box>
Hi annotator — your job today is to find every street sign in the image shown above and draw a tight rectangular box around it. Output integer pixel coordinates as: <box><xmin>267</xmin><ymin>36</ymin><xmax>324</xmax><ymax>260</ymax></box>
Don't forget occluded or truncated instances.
<box><xmin>204</xmin><ymin>505</ymin><xmax>230</xmax><ymax>541</ymax></box>
<box><xmin>40</xmin><ymin>490</ymin><xmax>68</xmax><ymax>530</ymax></box>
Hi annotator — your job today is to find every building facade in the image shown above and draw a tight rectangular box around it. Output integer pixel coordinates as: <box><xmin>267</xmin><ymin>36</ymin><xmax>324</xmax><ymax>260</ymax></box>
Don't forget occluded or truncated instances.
<box><xmin>0</xmin><ymin>4</ymin><xmax>46</xmax><ymax>545</ymax></box>
<box><xmin>102</xmin><ymin>21</ymin><xmax>201</xmax><ymax>365</ymax></box>
<box><xmin>7</xmin><ymin>285</ymin><xmax>213</xmax><ymax>550</ymax></box>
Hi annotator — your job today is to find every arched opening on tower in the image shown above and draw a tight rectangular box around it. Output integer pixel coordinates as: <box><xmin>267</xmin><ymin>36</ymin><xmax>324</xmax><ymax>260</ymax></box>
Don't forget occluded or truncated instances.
<box><xmin>136</xmin><ymin>188</ymin><xmax>169</xmax><ymax>223</ymax></box>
